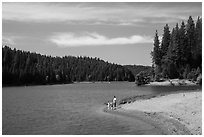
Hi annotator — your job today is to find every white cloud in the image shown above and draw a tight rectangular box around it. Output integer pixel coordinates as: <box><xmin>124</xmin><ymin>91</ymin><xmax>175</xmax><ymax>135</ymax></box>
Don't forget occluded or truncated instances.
<box><xmin>3</xmin><ymin>3</ymin><xmax>129</xmax><ymax>23</ymax></box>
<box><xmin>2</xmin><ymin>3</ymin><xmax>201</xmax><ymax>25</ymax></box>
<box><xmin>2</xmin><ymin>35</ymin><xmax>25</xmax><ymax>46</ymax></box>
<box><xmin>49</xmin><ymin>32</ymin><xmax>153</xmax><ymax>47</ymax></box>
<box><xmin>2</xmin><ymin>36</ymin><xmax>15</xmax><ymax>45</ymax></box>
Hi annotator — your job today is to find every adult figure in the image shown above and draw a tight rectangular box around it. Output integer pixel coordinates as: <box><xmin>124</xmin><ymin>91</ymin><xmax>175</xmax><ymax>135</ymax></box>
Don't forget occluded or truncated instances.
<box><xmin>113</xmin><ymin>96</ymin><xmax>117</xmax><ymax>109</ymax></box>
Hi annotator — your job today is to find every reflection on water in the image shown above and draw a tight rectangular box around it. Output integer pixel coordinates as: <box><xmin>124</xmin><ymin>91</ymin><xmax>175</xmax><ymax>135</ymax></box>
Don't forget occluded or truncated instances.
<box><xmin>2</xmin><ymin>82</ymin><xmax>201</xmax><ymax>134</ymax></box>
<box><xmin>149</xmin><ymin>85</ymin><xmax>201</xmax><ymax>93</ymax></box>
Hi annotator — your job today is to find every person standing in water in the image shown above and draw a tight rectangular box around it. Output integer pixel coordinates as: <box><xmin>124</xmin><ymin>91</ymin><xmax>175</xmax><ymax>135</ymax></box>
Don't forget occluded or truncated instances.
<box><xmin>113</xmin><ymin>96</ymin><xmax>117</xmax><ymax>109</ymax></box>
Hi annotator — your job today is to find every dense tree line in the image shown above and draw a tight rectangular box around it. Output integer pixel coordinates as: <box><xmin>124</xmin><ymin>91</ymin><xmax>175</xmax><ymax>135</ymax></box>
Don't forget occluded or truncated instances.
<box><xmin>124</xmin><ymin>65</ymin><xmax>151</xmax><ymax>76</ymax></box>
<box><xmin>152</xmin><ymin>16</ymin><xmax>202</xmax><ymax>80</ymax></box>
<box><xmin>2</xmin><ymin>46</ymin><xmax>136</xmax><ymax>86</ymax></box>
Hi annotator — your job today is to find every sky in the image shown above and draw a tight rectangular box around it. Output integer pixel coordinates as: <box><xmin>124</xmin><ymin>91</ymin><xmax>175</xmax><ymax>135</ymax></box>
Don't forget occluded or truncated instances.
<box><xmin>2</xmin><ymin>2</ymin><xmax>202</xmax><ymax>66</ymax></box>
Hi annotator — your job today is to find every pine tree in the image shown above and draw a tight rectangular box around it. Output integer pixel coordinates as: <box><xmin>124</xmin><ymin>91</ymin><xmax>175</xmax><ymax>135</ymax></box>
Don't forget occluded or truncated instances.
<box><xmin>161</xmin><ymin>24</ymin><xmax>171</xmax><ymax>57</ymax></box>
<box><xmin>164</xmin><ymin>24</ymin><xmax>180</xmax><ymax>79</ymax></box>
<box><xmin>167</xmin><ymin>28</ymin><xmax>176</xmax><ymax>60</ymax></box>
<box><xmin>195</xmin><ymin>16</ymin><xmax>202</xmax><ymax>68</ymax></box>
<box><xmin>186</xmin><ymin>16</ymin><xmax>196</xmax><ymax>67</ymax></box>
<box><xmin>152</xmin><ymin>30</ymin><xmax>162</xmax><ymax>80</ymax></box>
<box><xmin>174</xmin><ymin>23</ymin><xmax>180</xmax><ymax>66</ymax></box>
<box><xmin>160</xmin><ymin>24</ymin><xmax>171</xmax><ymax>78</ymax></box>
<box><xmin>152</xmin><ymin>30</ymin><xmax>161</xmax><ymax>66</ymax></box>
<box><xmin>178</xmin><ymin>21</ymin><xmax>187</xmax><ymax>66</ymax></box>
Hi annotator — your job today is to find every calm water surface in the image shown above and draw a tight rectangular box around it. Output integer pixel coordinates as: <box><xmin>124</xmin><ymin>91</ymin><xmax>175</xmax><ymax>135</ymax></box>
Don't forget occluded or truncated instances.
<box><xmin>2</xmin><ymin>82</ymin><xmax>201</xmax><ymax>135</ymax></box>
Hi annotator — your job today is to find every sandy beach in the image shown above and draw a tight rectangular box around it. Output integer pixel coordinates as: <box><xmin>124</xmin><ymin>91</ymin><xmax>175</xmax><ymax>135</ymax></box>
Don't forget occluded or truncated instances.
<box><xmin>146</xmin><ymin>79</ymin><xmax>197</xmax><ymax>86</ymax></box>
<box><xmin>104</xmin><ymin>90</ymin><xmax>202</xmax><ymax>135</ymax></box>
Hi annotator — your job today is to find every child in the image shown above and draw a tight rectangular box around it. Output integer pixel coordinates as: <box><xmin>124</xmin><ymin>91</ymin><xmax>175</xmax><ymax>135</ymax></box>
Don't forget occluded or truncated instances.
<box><xmin>107</xmin><ymin>101</ymin><xmax>110</xmax><ymax>109</ymax></box>
<box><xmin>110</xmin><ymin>102</ymin><xmax>113</xmax><ymax>109</ymax></box>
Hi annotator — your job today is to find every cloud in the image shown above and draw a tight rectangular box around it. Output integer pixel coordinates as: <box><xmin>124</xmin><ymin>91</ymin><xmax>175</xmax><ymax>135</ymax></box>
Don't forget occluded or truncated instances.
<box><xmin>2</xmin><ymin>35</ymin><xmax>25</xmax><ymax>46</ymax></box>
<box><xmin>49</xmin><ymin>32</ymin><xmax>153</xmax><ymax>47</ymax></box>
<box><xmin>2</xmin><ymin>36</ymin><xmax>16</xmax><ymax>45</ymax></box>
<box><xmin>2</xmin><ymin>3</ymin><xmax>201</xmax><ymax>25</ymax></box>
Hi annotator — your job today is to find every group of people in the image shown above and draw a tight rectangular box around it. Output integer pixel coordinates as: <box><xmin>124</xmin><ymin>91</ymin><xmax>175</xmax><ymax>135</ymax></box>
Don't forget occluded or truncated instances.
<box><xmin>107</xmin><ymin>96</ymin><xmax>117</xmax><ymax>110</ymax></box>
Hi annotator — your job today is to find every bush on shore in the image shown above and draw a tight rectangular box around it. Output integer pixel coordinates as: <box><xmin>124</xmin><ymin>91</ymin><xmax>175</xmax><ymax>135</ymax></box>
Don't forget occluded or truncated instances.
<box><xmin>135</xmin><ymin>71</ymin><xmax>151</xmax><ymax>86</ymax></box>
<box><xmin>196</xmin><ymin>74</ymin><xmax>202</xmax><ymax>85</ymax></box>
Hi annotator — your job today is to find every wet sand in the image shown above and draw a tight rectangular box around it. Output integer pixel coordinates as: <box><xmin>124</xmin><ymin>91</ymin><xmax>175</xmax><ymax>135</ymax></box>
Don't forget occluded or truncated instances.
<box><xmin>102</xmin><ymin>108</ymin><xmax>165</xmax><ymax>135</ymax></box>
<box><xmin>103</xmin><ymin>90</ymin><xmax>202</xmax><ymax>135</ymax></box>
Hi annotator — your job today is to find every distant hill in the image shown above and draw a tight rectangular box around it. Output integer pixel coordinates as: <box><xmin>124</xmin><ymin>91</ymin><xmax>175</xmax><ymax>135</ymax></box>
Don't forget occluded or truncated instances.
<box><xmin>124</xmin><ymin>65</ymin><xmax>152</xmax><ymax>76</ymax></box>
<box><xmin>3</xmin><ymin>46</ymin><xmax>152</xmax><ymax>86</ymax></box>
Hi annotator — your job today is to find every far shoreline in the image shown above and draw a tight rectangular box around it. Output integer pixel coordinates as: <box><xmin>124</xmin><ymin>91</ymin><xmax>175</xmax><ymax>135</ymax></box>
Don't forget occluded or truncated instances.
<box><xmin>2</xmin><ymin>81</ymin><xmax>130</xmax><ymax>87</ymax></box>
<box><xmin>145</xmin><ymin>79</ymin><xmax>198</xmax><ymax>86</ymax></box>
<box><xmin>3</xmin><ymin>78</ymin><xmax>201</xmax><ymax>87</ymax></box>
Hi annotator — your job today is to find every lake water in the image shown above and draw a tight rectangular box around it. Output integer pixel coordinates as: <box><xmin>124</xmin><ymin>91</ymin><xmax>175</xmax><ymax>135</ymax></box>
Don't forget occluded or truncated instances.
<box><xmin>2</xmin><ymin>82</ymin><xmax>201</xmax><ymax>135</ymax></box>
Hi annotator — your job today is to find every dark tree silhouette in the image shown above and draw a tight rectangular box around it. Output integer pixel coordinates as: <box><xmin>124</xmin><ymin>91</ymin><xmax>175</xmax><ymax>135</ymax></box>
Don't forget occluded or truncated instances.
<box><xmin>151</xmin><ymin>16</ymin><xmax>202</xmax><ymax>80</ymax></box>
<box><xmin>3</xmin><ymin>46</ymin><xmax>145</xmax><ymax>86</ymax></box>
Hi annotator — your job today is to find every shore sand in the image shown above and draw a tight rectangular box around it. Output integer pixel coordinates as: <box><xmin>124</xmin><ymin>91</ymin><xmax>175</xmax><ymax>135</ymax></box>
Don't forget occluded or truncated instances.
<box><xmin>104</xmin><ymin>90</ymin><xmax>202</xmax><ymax>135</ymax></box>
<box><xmin>146</xmin><ymin>79</ymin><xmax>197</xmax><ymax>86</ymax></box>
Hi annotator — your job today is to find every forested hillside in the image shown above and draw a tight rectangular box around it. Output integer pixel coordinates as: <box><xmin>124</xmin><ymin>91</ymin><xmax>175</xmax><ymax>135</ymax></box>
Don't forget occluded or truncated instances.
<box><xmin>124</xmin><ymin>65</ymin><xmax>151</xmax><ymax>76</ymax></box>
<box><xmin>3</xmin><ymin>46</ymin><xmax>137</xmax><ymax>86</ymax></box>
<box><xmin>152</xmin><ymin>16</ymin><xmax>202</xmax><ymax>80</ymax></box>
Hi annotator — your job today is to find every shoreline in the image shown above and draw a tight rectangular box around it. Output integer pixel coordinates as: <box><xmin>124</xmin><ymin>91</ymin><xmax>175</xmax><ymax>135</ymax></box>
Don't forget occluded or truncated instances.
<box><xmin>103</xmin><ymin>90</ymin><xmax>202</xmax><ymax>135</ymax></box>
<box><xmin>3</xmin><ymin>79</ymin><xmax>199</xmax><ymax>87</ymax></box>
<box><xmin>146</xmin><ymin>79</ymin><xmax>198</xmax><ymax>86</ymax></box>
<box><xmin>103</xmin><ymin>107</ymin><xmax>191</xmax><ymax>135</ymax></box>
<box><xmin>3</xmin><ymin>81</ymin><xmax>131</xmax><ymax>87</ymax></box>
